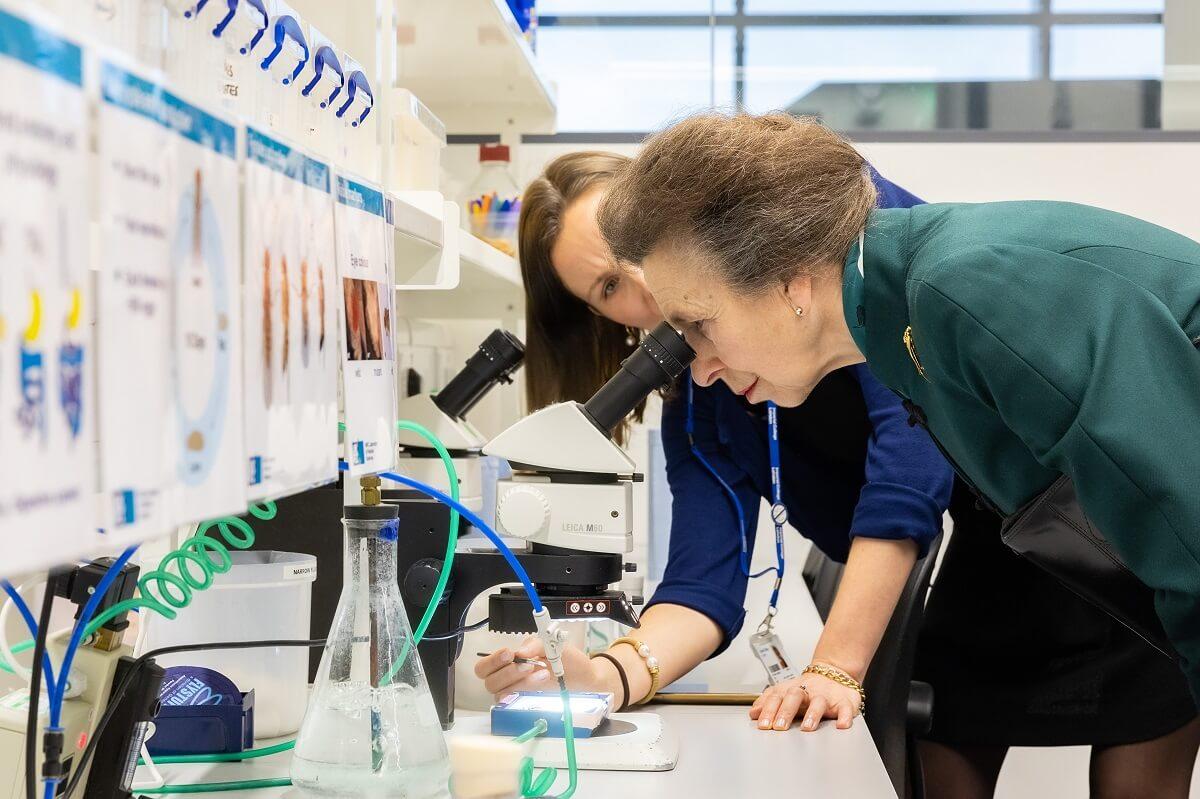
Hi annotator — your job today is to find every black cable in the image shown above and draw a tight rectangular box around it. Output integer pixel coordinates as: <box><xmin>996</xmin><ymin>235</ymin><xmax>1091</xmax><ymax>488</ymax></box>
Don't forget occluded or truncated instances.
<box><xmin>26</xmin><ymin>573</ymin><xmax>58</xmax><ymax>799</ymax></box>
<box><xmin>63</xmin><ymin>638</ymin><xmax>325</xmax><ymax>799</ymax></box>
<box><xmin>421</xmin><ymin>617</ymin><xmax>489</xmax><ymax>641</ymax></box>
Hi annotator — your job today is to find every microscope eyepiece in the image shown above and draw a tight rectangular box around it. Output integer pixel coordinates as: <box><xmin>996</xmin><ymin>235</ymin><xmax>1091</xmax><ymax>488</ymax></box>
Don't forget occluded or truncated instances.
<box><xmin>433</xmin><ymin>329</ymin><xmax>525</xmax><ymax>420</ymax></box>
<box><xmin>582</xmin><ymin>321</ymin><xmax>696</xmax><ymax>436</ymax></box>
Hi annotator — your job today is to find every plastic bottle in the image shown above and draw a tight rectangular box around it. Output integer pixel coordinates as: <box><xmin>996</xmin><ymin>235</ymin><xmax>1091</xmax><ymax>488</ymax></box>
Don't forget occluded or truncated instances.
<box><xmin>463</xmin><ymin>144</ymin><xmax>521</xmax><ymax>257</ymax></box>
<box><xmin>291</xmin><ymin>502</ymin><xmax>451</xmax><ymax>797</ymax></box>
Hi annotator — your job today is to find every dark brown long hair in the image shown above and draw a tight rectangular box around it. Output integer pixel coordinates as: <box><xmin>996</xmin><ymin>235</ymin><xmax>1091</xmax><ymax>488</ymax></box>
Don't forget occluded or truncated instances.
<box><xmin>519</xmin><ymin>151</ymin><xmax>644</xmax><ymax>444</ymax></box>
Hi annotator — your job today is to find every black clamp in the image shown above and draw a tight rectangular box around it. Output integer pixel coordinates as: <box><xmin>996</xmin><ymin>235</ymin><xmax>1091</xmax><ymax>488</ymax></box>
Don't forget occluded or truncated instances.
<box><xmin>54</xmin><ymin>557</ymin><xmax>141</xmax><ymax>632</ymax></box>
<box><xmin>41</xmin><ymin>725</ymin><xmax>65</xmax><ymax>782</ymax></box>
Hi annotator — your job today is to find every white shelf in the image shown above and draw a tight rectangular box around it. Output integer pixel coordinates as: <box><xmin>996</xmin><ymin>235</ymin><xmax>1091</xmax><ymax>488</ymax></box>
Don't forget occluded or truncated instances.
<box><xmin>391</xmin><ymin>191</ymin><xmax>460</xmax><ymax>290</ymax></box>
<box><xmin>458</xmin><ymin>229</ymin><xmax>521</xmax><ymax>293</ymax></box>
<box><xmin>393</xmin><ymin>0</ymin><xmax>556</xmax><ymax>135</ymax></box>
<box><xmin>399</xmin><ymin>229</ymin><xmax>523</xmax><ymax>319</ymax></box>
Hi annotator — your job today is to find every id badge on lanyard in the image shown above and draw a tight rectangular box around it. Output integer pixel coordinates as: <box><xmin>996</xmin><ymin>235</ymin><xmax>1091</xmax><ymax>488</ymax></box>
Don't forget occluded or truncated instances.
<box><xmin>751</xmin><ymin>628</ymin><xmax>799</xmax><ymax>684</ymax></box>
<box><xmin>749</xmin><ymin>401</ymin><xmax>792</xmax><ymax>684</ymax></box>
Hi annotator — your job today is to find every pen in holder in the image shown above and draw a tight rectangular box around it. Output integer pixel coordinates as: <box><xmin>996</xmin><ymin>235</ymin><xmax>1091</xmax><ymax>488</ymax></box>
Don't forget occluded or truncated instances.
<box><xmin>463</xmin><ymin>143</ymin><xmax>521</xmax><ymax>256</ymax></box>
<box><xmin>467</xmin><ymin>193</ymin><xmax>520</xmax><ymax>257</ymax></box>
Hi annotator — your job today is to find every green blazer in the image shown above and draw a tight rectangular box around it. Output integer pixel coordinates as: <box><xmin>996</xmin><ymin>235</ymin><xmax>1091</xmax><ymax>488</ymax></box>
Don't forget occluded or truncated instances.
<box><xmin>845</xmin><ymin>201</ymin><xmax>1200</xmax><ymax>699</ymax></box>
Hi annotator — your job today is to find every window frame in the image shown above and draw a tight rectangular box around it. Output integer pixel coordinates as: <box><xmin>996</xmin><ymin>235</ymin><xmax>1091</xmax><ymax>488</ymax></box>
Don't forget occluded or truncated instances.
<box><xmin>537</xmin><ymin>1</ymin><xmax>1163</xmax><ymax>133</ymax></box>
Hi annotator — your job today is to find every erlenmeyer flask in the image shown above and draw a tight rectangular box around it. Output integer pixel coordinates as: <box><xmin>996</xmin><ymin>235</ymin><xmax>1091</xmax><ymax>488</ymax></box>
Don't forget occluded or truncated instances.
<box><xmin>292</xmin><ymin>503</ymin><xmax>451</xmax><ymax>797</ymax></box>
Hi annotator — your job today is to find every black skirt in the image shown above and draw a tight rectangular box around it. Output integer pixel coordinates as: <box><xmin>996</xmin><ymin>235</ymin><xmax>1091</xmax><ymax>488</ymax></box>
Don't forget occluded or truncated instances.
<box><xmin>914</xmin><ymin>483</ymin><xmax>1198</xmax><ymax>747</ymax></box>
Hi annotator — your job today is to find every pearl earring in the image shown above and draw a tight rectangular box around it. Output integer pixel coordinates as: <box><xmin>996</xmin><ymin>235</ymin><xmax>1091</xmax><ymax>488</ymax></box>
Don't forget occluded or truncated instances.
<box><xmin>626</xmin><ymin>326</ymin><xmax>638</xmax><ymax>346</ymax></box>
<box><xmin>793</xmin><ymin>306</ymin><xmax>804</xmax><ymax>317</ymax></box>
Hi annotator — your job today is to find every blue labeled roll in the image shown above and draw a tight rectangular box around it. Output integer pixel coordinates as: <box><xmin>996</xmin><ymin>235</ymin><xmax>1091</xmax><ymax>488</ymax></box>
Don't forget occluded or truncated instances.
<box><xmin>147</xmin><ymin>666</ymin><xmax>255</xmax><ymax>755</ymax></box>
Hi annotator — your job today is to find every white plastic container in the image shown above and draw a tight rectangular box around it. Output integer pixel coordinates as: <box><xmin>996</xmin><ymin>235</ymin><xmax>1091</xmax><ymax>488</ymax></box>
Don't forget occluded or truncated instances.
<box><xmin>391</xmin><ymin>88</ymin><xmax>446</xmax><ymax>191</ymax></box>
<box><xmin>142</xmin><ymin>550</ymin><xmax>317</xmax><ymax>737</ymax></box>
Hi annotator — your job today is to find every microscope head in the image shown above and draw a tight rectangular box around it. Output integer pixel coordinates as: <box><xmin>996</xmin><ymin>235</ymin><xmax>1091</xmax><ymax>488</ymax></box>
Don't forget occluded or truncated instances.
<box><xmin>482</xmin><ymin>402</ymin><xmax>636</xmax><ymax>474</ymax></box>
<box><xmin>483</xmin><ymin>322</ymin><xmax>694</xmax><ymax>473</ymax></box>
<box><xmin>396</xmin><ymin>328</ymin><xmax>524</xmax><ymax>452</ymax></box>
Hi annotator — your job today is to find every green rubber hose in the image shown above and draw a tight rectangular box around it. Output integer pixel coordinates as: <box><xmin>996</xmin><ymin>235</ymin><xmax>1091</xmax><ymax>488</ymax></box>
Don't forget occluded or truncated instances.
<box><xmin>135</xmin><ymin>777</ymin><xmax>292</xmax><ymax>793</ymax></box>
<box><xmin>381</xmin><ymin>419</ymin><xmax>461</xmax><ymax>686</ymax></box>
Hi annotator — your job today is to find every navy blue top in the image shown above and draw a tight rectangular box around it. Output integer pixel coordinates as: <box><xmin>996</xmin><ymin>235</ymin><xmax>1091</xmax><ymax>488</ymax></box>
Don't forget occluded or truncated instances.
<box><xmin>645</xmin><ymin>170</ymin><xmax>952</xmax><ymax>652</ymax></box>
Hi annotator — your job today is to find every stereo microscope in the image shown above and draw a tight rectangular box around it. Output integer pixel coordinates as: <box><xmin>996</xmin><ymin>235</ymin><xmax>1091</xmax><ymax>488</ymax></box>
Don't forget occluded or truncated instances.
<box><xmin>394</xmin><ymin>322</ymin><xmax>696</xmax><ymax>725</ymax></box>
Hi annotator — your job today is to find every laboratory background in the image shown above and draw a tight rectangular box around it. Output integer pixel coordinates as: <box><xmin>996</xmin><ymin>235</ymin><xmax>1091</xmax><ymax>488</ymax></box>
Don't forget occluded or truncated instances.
<box><xmin>0</xmin><ymin>1</ymin><xmax>1197</xmax><ymax>798</ymax></box>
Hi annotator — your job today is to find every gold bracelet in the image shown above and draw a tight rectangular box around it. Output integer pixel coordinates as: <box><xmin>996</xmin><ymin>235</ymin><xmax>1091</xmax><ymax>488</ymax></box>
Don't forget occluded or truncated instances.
<box><xmin>801</xmin><ymin>663</ymin><xmax>866</xmax><ymax>715</ymax></box>
<box><xmin>611</xmin><ymin>637</ymin><xmax>660</xmax><ymax>706</ymax></box>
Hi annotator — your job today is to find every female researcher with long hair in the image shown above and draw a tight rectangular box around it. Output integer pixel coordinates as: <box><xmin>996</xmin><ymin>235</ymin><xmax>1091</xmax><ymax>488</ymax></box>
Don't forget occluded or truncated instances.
<box><xmin>596</xmin><ymin>112</ymin><xmax>1200</xmax><ymax>796</ymax></box>
<box><xmin>475</xmin><ymin>148</ymin><xmax>1199</xmax><ymax>797</ymax></box>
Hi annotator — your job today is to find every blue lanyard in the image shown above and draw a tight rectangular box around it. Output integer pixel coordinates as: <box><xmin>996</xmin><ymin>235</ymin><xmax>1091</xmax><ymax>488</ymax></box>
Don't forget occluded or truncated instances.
<box><xmin>685</xmin><ymin>379</ymin><xmax>786</xmax><ymax>615</ymax></box>
<box><xmin>765</xmin><ymin>401</ymin><xmax>786</xmax><ymax>614</ymax></box>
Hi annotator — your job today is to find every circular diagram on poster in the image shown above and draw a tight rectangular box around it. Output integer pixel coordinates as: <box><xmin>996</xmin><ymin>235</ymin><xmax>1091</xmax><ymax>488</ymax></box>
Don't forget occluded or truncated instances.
<box><xmin>172</xmin><ymin>168</ymin><xmax>231</xmax><ymax>486</ymax></box>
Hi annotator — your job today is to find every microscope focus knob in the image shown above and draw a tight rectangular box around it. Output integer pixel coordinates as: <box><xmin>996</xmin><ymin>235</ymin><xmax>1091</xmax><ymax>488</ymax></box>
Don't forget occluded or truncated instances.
<box><xmin>497</xmin><ymin>485</ymin><xmax>551</xmax><ymax>539</ymax></box>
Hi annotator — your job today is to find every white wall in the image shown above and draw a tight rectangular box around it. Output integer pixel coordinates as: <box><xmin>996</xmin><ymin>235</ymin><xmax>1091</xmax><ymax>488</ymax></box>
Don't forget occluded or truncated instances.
<box><xmin>857</xmin><ymin>140</ymin><xmax>1200</xmax><ymax>240</ymax></box>
<box><xmin>455</xmin><ymin>138</ymin><xmax>1200</xmax><ymax>241</ymax></box>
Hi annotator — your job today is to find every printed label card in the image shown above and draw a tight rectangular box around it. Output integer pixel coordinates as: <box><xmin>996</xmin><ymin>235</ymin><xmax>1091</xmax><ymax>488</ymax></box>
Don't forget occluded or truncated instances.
<box><xmin>0</xmin><ymin>5</ymin><xmax>96</xmax><ymax>571</ymax></box>
<box><xmin>96</xmin><ymin>58</ymin><xmax>245</xmax><ymax>541</ymax></box>
<box><xmin>242</xmin><ymin>126</ymin><xmax>338</xmax><ymax>500</ymax></box>
<box><xmin>334</xmin><ymin>173</ymin><xmax>396</xmax><ymax>477</ymax></box>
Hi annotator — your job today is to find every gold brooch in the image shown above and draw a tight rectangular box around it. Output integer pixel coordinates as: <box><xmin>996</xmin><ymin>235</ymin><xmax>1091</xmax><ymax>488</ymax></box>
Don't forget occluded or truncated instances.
<box><xmin>903</xmin><ymin>326</ymin><xmax>928</xmax><ymax>381</ymax></box>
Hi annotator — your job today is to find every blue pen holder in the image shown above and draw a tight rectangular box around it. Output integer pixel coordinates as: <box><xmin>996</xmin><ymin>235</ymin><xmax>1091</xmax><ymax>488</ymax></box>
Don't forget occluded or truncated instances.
<box><xmin>467</xmin><ymin>194</ymin><xmax>520</xmax><ymax>256</ymax></box>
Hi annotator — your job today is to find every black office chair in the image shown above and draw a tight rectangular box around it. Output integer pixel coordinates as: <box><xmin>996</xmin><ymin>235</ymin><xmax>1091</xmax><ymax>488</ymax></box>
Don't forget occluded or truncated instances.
<box><xmin>801</xmin><ymin>535</ymin><xmax>942</xmax><ymax>799</ymax></box>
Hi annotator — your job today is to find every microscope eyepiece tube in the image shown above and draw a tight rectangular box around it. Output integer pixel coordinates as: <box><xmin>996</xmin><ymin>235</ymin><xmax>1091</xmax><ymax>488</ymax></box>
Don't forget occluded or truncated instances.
<box><xmin>433</xmin><ymin>329</ymin><xmax>525</xmax><ymax>420</ymax></box>
<box><xmin>583</xmin><ymin>321</ymin><xmax>696</xmax><ymax>436</ymax></box>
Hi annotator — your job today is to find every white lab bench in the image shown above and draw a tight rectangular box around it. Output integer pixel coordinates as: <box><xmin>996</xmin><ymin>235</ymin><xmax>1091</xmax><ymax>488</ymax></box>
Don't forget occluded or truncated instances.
<box><xmin>143</xmin><ymin>704</ymin><xmax>895</xmax><ymax>798</ymax></box>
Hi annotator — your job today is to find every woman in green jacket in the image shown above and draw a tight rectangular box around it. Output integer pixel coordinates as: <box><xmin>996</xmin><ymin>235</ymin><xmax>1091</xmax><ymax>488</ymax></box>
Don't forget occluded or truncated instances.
<box><xmin>597</xmin><ymin>112</ymin><xmax>1200</xmax><ymax>792</ymax></box>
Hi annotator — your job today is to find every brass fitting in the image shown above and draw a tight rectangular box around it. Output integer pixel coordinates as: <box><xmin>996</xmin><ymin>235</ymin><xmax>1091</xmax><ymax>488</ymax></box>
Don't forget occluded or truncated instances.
<box><xmin>92</xmin><ymin>626</ymin><xmax>125</xmax><ymax>652</ymax></box>
<box><xmin>360</xmin><ymin>475</ymin><xmax>382</xmax><ymax>506</ymax></box>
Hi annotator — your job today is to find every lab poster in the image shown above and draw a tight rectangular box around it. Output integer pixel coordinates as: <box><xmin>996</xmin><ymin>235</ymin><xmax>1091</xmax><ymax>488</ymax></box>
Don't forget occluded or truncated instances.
<box><xmin>96</xmin><ymin>59</ymin><xmax>246</xmax><ymax>542</ymax></box>
<box><xmin>0</xmin><ymin>6</ymin><xmax>95</xmax><ymax>571</ymax></box>
<box><xmin>334</xmin><ymin>173</ymin><xmax>396</xmax><ymax>476</ymax></box>
<box><xmin>242</xmin><ymin>126</ymin><xmax>339</xmax><ymax>500</ymax></box>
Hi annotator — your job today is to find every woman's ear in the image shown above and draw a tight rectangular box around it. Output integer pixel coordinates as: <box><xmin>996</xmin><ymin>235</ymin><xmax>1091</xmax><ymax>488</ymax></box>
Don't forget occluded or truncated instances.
<box><xmin>784</xmin><ymin>275</ymin><xmax>813</xmax><ymax>315</ymax></box>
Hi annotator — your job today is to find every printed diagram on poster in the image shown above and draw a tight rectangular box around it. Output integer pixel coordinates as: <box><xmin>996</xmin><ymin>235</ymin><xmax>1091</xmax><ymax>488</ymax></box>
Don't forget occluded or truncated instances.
<box><xmin>243</xmin><ymin>126</ymin><xmax>339</xmax><ymax>500</ymax></box>
<box><xmin>335</xmin><ymin>174</ymin><xmax>396</xmax><ymax>476</ymax></box>
<box><xmin>96</xmin><ymin>58</ymin><xmax>246</xmax><ymax>542</ymax></box>
<box><xmin>0</xmin><ymin>6</ymin><xmax>96</xmax><ymax>571</ymax></box>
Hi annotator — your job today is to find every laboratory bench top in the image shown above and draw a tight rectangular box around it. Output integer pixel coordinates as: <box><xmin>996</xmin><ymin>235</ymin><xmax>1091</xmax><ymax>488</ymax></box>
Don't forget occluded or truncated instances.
<box><xmin>138</xmin><ymin>703</ymin><xmax>896</xmax><ymax>798</ymax></box>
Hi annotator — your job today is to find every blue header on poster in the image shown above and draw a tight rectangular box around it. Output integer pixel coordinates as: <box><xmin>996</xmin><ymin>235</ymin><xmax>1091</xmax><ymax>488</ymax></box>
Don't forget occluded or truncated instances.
<box><xmin>101</xmin><ymin>62</ymin><xmax>236</xmax><ymax>159</ymax></box>
<box><xmin>0</xmin><ymin>6</ymin><xmax>83</xmax><ymax>87</ymax></box>
<box><xmin>246</xmin><ymin>126</ymin><xmax>330</xmax><ymax>193</ymax></box>
<box><xmin>336</xmin><ymin>175</ymin><xmax>384</xmax><ymax>218</ymax></box>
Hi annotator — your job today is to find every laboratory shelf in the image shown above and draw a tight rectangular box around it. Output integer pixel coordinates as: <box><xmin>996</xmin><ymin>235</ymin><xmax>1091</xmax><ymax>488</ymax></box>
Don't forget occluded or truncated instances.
<box><xmin>459</xmin><ymin>228</ymin><xmax>521</xmax><ymax>293</ymax></box>
<box><xmin>394</xmin><ymin>0</ymin><xmax>557</xmax><ymax>135</ymax></box>
<box><xmin>392</xmin><ymin>191</ymin><xmax>460</xmax><ymax>291</ymax></box>
<box><xmin>399</xmin><ymin>229</ymin><xmax>523</xmax><ymax>320</ymax></box>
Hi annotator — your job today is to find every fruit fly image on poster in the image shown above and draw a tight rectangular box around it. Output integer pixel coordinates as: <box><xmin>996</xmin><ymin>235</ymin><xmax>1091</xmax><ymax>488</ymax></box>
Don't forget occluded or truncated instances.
<box><xmin>0</xmin><ymin>5</ymin><xmax>96</xmax><ymax>574</ymax></box>
<box><xmin>334</xmin><ymin>173</ymin><xmax>396</xmax><ymax>477</ymax></box>
<box><xmin>96</xmin><ymin>58</ymin><xmax>246</xmax><ymax>543</ymax></box>
<box><xmin>242</xmin><ymin>126</ymin><xmax>338</xmax><ymax>500</ymax></box>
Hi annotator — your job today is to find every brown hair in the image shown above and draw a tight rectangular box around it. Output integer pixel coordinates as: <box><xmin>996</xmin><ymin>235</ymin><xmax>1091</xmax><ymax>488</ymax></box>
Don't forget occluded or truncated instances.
<box><xmin>518</xmin><ymin>151</ymin><xmax>644</xmax><ymax>443</ymax></box>
<box><xmin>598</xmin><ymin>113</ymin><xmax>877</xmax><ymax>294</ymax></box>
